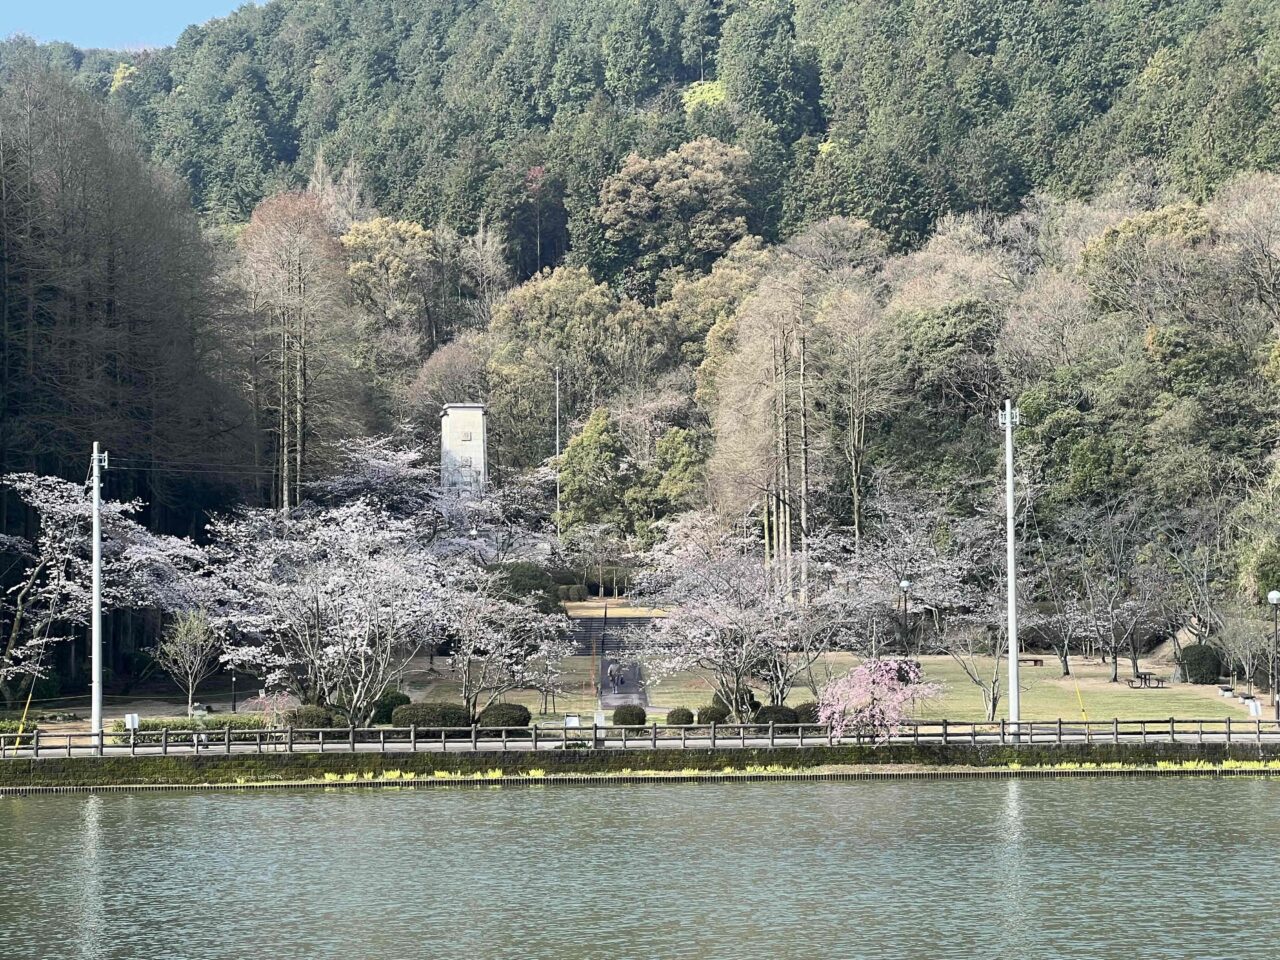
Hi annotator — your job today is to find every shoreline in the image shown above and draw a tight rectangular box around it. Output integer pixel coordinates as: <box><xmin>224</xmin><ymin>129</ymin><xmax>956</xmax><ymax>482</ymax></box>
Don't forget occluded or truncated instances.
<box><xmin>5</xmin><ymin>742</ymin><xmax>1280</xmax><ymax>793</ymax></box>
<box><xmin>3</xmin><ymin>763</ymin><xmax>1280</xmax><ymax>796</ymax></box>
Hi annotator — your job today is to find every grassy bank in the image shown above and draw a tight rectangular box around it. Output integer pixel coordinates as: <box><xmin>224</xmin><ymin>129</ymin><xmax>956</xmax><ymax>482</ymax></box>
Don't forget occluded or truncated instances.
<box><xmin>6</xmin><ymin>741</ymin><xmax>1280</xmax><ymax>790</ymax></box>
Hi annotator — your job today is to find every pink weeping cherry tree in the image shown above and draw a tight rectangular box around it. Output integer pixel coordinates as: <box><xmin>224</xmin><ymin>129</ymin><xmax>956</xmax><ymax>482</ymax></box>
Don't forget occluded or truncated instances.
<box><xmin>818</xmin><ymin>659</ymin><xmax>940</xmax><ymax>742</ymax></box>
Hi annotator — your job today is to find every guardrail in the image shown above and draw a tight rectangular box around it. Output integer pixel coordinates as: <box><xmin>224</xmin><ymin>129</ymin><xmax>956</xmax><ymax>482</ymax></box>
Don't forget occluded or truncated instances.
<box><xmin>4</xmin><ymin>717</ymin><xmax>1280</xmax><ymax>759</ymax></box>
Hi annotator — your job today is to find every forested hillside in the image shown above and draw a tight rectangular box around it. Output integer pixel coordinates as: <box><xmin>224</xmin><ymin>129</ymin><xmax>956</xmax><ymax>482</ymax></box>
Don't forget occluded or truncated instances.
<box><xmin>6</xmin><ymin>0</ymin><xmax>1280</xmax><ymax>260</ymax></box>
<box><xmin>4</xmin><ymin>0</ymin><xmax>1280</xmax><ymax>698</ymax></box>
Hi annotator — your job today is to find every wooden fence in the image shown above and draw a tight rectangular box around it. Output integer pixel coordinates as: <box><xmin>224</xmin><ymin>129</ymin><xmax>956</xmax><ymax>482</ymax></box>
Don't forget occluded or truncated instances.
<box><xmin>4</xmin><ymin>717</ymin><xmax>1280</xmax><ymax>759</ymax></box>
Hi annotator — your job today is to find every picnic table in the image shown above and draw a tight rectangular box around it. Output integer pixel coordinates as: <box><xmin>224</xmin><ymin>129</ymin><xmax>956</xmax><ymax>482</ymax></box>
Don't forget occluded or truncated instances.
<box><xmin>1127</xmin><ymin>671</ymin><xmax>1167</xmax><ymax>690</ymax></box>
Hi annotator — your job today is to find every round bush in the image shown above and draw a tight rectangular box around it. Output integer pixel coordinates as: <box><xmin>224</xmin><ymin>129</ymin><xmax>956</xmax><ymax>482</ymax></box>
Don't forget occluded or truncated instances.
<box><xmin>613</xmin><ymin>704</ymin><xmax>647</xmax><ymax>726</ymax></box>
<box><xmin>371</xmin><ymin>690</ymin><xmax>410</xmax><ymax>724</ymax></box>
<box><xmin>1180</xmin><ymin>644</ymin><xmax>1222</xmax><ymax>684</ymax></box>
<box><xmin>392</xmin><ymin>702</ymin><xmax>472</xmax><ymax>729</ymax></box>
<box><xmin>478</xmin><ymin>702</ymin><xmax>532</xmax><ymax>728</ymax></box>
<box><xmin>754</xmin><ymin>704</ymin><xmax>798</xmax><ymax>724</ymax></box>
<box><xmin>666</xmin><ymin>707</ymin><xmax>694</xmax><ymax>726</ymax></box>
<box><xmin>697</xmin><ymin>704</ymin><xmax>730</xmax><ymax>725</ymax></box>
<box><xmin>712</xmin><ymin>690</ymin><xmax>760</xmax><ymax>716</ymax></box>
<box><xmin>792</xmin><ymin>701</ymin><xmax>821</xmax><ymax>724</ymax></box>
<box><xmin>288</xmin><ymin>705</ymin><xmax>335</xmax><ymax>728</ymax></box>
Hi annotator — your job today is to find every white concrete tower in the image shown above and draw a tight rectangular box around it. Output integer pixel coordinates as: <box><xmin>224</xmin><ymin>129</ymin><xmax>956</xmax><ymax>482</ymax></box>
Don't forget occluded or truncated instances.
<box><xmin>440</xmin><ymin>403</ymin><xmax>488</xmax><ymax>495</ymax></box>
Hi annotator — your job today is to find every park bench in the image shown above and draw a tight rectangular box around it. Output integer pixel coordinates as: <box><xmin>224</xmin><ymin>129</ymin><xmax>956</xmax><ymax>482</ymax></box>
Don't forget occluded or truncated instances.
<box><xmin>1017</xmin><ymin>657</ymin><xmax>1045</xmax><ymax>667</ymax></box>
<box><xmin>1219</xmin><ymin>685</ymin><xmax>1235</xmax><ymax>697</ymax></box>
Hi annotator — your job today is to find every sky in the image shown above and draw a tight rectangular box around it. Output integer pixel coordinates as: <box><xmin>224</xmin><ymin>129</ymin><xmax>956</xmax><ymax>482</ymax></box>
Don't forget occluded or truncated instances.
<box><xmin>1</xmin><ymin>1</ymin><xmax>255</xmax><ymax>50</ymax></box>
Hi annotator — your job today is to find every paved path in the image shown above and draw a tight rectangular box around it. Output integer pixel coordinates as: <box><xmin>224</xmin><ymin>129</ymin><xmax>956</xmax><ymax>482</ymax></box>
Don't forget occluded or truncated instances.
<box><xmin>599</xmin><ymin>656</ymin><xmax>647</xmax><ymax>710</ymax></box>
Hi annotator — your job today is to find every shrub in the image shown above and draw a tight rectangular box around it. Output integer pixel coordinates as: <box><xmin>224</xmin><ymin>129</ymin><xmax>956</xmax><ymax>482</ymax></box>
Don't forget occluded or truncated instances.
<box><xmin>792</xmin><ymin>701</ymin><xmax>821</xmax><ymax>724</ymax></box>
<box><xmin>666</xmin><ymin>707</ymin><xmax>694</xmax><ymax>726</ymax></box>
<box><xmin>371</xmin><ymin>690</ymin><xmax>410</xmax><ymax>724</ymax></box>
<box><xmin>1180</xmin><ymin>644</ymin><xmax>1222</xmax><ymax>684</ymax></box>
<box><xmin>392</xmin><ymin>702</ymin><xmax>472</xmax><ymax>729</ymax></box>
<box><xmin>613</xmin><ymin>705</ymin><xmax>647</xmax><ymax>726</ymax></box>
<box><xmin>712</xmin><ymin>690</ymin><xmax>760</xmax><ymax>716</ymax></box>
<box><xmin>566</xmin><ymin>584</ymin><xmax>589</xmax><ymax>602</ymax></box>
<box><xmin>490</xmin><ymin>562</ymin><xmax>560</xmax><ymax>613</ymax></box>
<box><xmin>288</xmin><ymin>705</ymin><xmax>336</xmax><ymax>729</ymax></box>
<box><xmin>0</xmin><ymin>719</ymin><xmax>36</xmax><ymax>746</ymax></box>
<box><xmin>109</xmin><ymin>715</ymin><xmax>268</xmax><ymax>744</ymax></box>
<box><xmin>477</xmin><ymin>703</ymin><xmax>532</xmax><ymax>728</ymax></box>
<box><xmin>697</xmin><ymin>704</ymin><xmax>730</xmax><ymax>725</ymax></box>
<box><xmin>754</xmin><ymin>705</ymin><xmax>798</xmax><ymax>724</ymax></box>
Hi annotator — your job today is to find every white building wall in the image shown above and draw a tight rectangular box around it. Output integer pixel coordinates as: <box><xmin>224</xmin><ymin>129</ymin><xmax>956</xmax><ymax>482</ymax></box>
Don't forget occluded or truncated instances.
<box><xmin>440</xmin><ymin>403</ymin><xmax>488</xmax><ymax>494</ymax></box>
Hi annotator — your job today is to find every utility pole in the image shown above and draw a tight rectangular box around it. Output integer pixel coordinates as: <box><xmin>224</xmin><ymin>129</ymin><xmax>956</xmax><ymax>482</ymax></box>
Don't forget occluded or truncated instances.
<box><xmin>1001</xmin><ymin>399</ymin><xmax>1020</xmax><ymax>731</ymax></box>
<box><xmin>554</xmin><ymin>364</ymin><xmax>561</xmax><ymax>536</ymax></box>
<box><xmin>90</xmin><ymin>442</ymin><xmax>108</xmax><ymax>735</ymax></box>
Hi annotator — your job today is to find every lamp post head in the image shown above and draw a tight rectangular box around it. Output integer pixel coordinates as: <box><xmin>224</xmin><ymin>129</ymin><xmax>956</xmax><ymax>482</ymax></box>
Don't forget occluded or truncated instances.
<box><xmin>900</xmin><ymin>579</ymin><xmax>912</xmax><ymax>593</ymax></box>
<box><xmin>1268</xmin><ymin>590</ymin><xmax>1280</xmax><ymax>606</ymax></box>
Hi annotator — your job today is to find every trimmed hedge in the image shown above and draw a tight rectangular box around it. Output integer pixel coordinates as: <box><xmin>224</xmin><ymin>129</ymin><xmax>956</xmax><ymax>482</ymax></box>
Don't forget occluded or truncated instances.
<box><xmin>712</xmin><ymin>691</ymin><xmax>760</xmax><ymax>716</ymax></box>
<box><xmin>666</xmin><ymin>707</ymin><xmax>694</xmax><ymax>726</ymax></box>
<box><xmin>754</xmin><ymin>705</ymin><xmax>799</xmax><ymax>724</ymax></box>
<box><xmin>697</xmin><ymin>704</ymin><xmax>730</xmax><ymax>725</ymax></box>
<box><xmin>793</xmin><ymin>701</ymin><xmax>821</xmax><ymax>724</ymax></box>
<box><xmin>371</xmin><ymin>691</ymin><xmax>411</xmax><ymax>724</ymax></box>
<box><xmin>0</xmin><ymin>719</ymin><xmax>36</xmax><ymax>746</ymax></box>
<box><xmin>392</xmin><ymin>702</ymin><xmax>472</xmax><ymax>730</ymax></box>
<box><xmin>478</xmin><ymin>703</ymin><xmax>532</xmax><ymax>728</ymax></box>
<box><xmin>287</xmin><ymin>705</ymin><xmax>338</xmax><ymax>729</ymax></box>
<box><xmin>613</xmin><ymin>705</ymin><xmax>647</xmax><ymax>726</ymax></box>
<box><xmin>1180</xmin><ymin>644</ymin><xmax>1222</xmax><ymax>685</ymax></box>
<box><xmin>109</xmin><ymin>715</ymin><xmax>269</xmax><ymax>744</ymax></box>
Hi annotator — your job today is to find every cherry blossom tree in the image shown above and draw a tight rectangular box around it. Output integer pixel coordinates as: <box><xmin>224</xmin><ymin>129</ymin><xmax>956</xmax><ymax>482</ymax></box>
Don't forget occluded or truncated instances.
<box><xmin>211</xmin><ymin>499</ymin><xmax>448</xmax><ymax>725</ymax></box>
<box><xmin>0</xmin><ymin>473</ymin><xmax>204</xmax><ymax>707</ymax></box>
<box><xmin>440</xmin><ymin>569</ymin><xmax>571</xmax><ymax>720</ymax></box>
<box><xmin>819</xmin><ymin>659</ymin><xmax>941</xmax><ymax>741</ymax></box>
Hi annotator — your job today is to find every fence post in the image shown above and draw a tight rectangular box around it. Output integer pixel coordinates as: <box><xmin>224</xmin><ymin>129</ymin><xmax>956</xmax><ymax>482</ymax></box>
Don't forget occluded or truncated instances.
<box><xmin>710</xmin><ymin>721</ymin><xmax>717</xmax><ymax>749</ymax></box>
<box><xmin>67</xmin><ymin>733</ymin><xmax>72</xmax><ymax>758</ymax></box>
<box><xmin>1113</xmin><ymin>718</ymin><xmax>1119</xmax><ymax>745</ymax></box>
<box><xmin>379</xmin><ymin>729</ymin><xmax>386</xmax><ymax>752</ymax></box>
<box><xmin>226</xmin><ymin>725</ymin><xmax>232</xmax><ymax>755</ymax></box>
<box><xmin>651</xmin><ymin>723</ymin><xmax>657</xmax><ymax>749</ymax></box>
<box><xmin>1226</xmin><ymin>717</ymin><xmax>1232</xmax><ymax>745</ymax></box>
<box><xmin>1257</xmin><ymin>719</ymin><xmax>1263</xmax><ymax>745</ymax></box>
<box><xmin>680</xmin><ymin>726</ymin><xmax>687</xmax><ymax>750</ymax></box>
<box><xmin>1057</xmin><ymin>719</ymin><xmax>1063</xmax><ymax>745</ymax></box>
<box><xmin>743</xmin><ymin>723</ymin><xmax>749</xmax><ymax>748</ymax></box>
<box><xmin>130</xmin><ymin>728</ymin><xmax>137</xmax><ymax>756</ymax></box>
<box><xmin>471</xmin><ymin>724</ymin><xmax>479</xmax><ymax>751</ymax></box>
<box><xmin>1140</xmin><ymin>720</ymin><xmax>1147</xmax><ymax>744</ymax></box>
<box><xmin>621</xmin><ymin>725</ymin><xmax>628</xmax><ymax>750</ymax></box>
<box><xmin>769</xmin><ymin>721</ymin><xmax>775</xmax><ymax>748</ymax></box>
<box><xmin>349</xmin><ymin>726</ymin><xmax>356</xmax><ymax>753</ymax></box>
<box><xmin>319</xmin><ymin>729</ymin><xmax>325</xmax><ymax>753</ymax></box>
<box><xmin>1198</xmin><ymin>720</ymin><xmax>1204</xmax><ymax>745</ymax></box>
<box><xmin>1170</xmin><ymin>717</ymin><xmax>1177</xmax><ymax>744</ymax></box>
<box><xmin>1000</xmin><ymin>719</ymin><xmax>1006</xmax><ymax>745</ymax></box>
<box><xmin>97</xmin><ymin>729</ymin><xmax>104</xmax><ymax>757</ymax></box>
<box><xmin>410</xmin><ymin>724</ymin><xmax>417</xmax><ymax>753</ymax></box>
<box><xmin>532</xmin><ymin>725</ymin><xmax>539</xmax><ymax>751</ymax></box>
<box><xmin>31</xmin><ymin>728</ymin><xmax>39</xmax><ymax>758</ymax></box>
<box><xmin>287</xmin><ymin>726</ymin><xmax>294</xmax><ymax>753</ymax></box>
<box><xmin>914</xmin><ymin>723</ymin><xmax>921</xmax><ymax>746</ymax></box>
<box><xmin>256</xmin><ymin>731</ymin><xmax>263</xmax><ymax>754</ymax></box>
<box><xmin>503</xmin><ymin>727</ymin><xmax>509</xmax><ymax>751</ymax></box>
<box><xmin>941</xmin><ymin>719</ymin><xmax>948</xmax><ymax>746</ymax></box>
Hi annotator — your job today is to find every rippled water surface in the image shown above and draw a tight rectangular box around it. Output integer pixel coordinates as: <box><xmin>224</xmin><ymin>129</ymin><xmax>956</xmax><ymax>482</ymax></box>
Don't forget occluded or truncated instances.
<box><xmin>2</xmin><ymin>778</ymin><xmax>1277</xmax><ymax>959</ymax></box>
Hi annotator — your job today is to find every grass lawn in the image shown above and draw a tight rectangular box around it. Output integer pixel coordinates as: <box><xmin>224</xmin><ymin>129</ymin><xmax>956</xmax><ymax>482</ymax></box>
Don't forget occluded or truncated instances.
<box><xmin>402</xmin><ymin>652</ymin><xmax>1254</xmax><ymax>724</ymax></box>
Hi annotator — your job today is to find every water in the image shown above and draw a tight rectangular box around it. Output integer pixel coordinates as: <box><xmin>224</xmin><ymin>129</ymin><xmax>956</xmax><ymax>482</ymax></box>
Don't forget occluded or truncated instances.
<box><xmin>1</xmin><ymin>779</ymin><xmax>1276</xmax><ymax>959</ymax></box>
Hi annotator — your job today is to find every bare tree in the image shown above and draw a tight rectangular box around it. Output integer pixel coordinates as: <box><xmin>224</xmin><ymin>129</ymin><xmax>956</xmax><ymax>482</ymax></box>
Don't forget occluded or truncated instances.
<box><xmin>152</xmin><ymin>610</ymin><xmax>222</xmax><ymax>716</ymax></box>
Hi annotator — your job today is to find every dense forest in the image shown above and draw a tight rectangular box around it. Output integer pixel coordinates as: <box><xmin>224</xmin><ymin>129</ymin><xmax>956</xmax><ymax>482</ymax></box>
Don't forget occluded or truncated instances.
<box><xmin>3</xmin><ymin>0</ymin><xmax>1280</xmax><ymax>700</ymax></box>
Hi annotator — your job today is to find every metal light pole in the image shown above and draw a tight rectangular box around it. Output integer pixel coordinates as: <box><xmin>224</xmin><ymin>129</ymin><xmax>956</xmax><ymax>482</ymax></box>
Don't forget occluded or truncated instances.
<box><xmin>231</xmin><ymin>668</ymin><xmax>237</xmax><ymax>714</ymax></box>
<box><xmin>1269</xmin><ymin>590</ymin><xmax>1280</xmax><ymax>721</ymax></box>
<box><xmin>90</xmin><ymin>442</ymin><xmax>108</xmax><ymax>736</ymax></box>
<box><xmin>899</xmin><ymin>579</ymin><xmax>912</xmax><ymax>652</ymax></box>
<box><xmin>1000</xmin><ymin>399</ymin><xmax>1020</xmax><ymax>731</ymax></box>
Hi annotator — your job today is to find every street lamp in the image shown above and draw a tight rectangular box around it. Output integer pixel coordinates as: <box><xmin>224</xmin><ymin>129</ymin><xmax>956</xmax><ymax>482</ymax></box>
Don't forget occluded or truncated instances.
<box><xmin>1268</xmin><ymin>590</ymin><xmax>1280</xmax><ymax>721</ymax></box>
<box><xmin>231</xmin><ymin>667</ymin><xmax>237</xmax><ymax>714</ymax></box>
<box><xmin>900</xmin><ymin>579</ymin><xmax>912</xmax><ymax>651</ymax></box>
